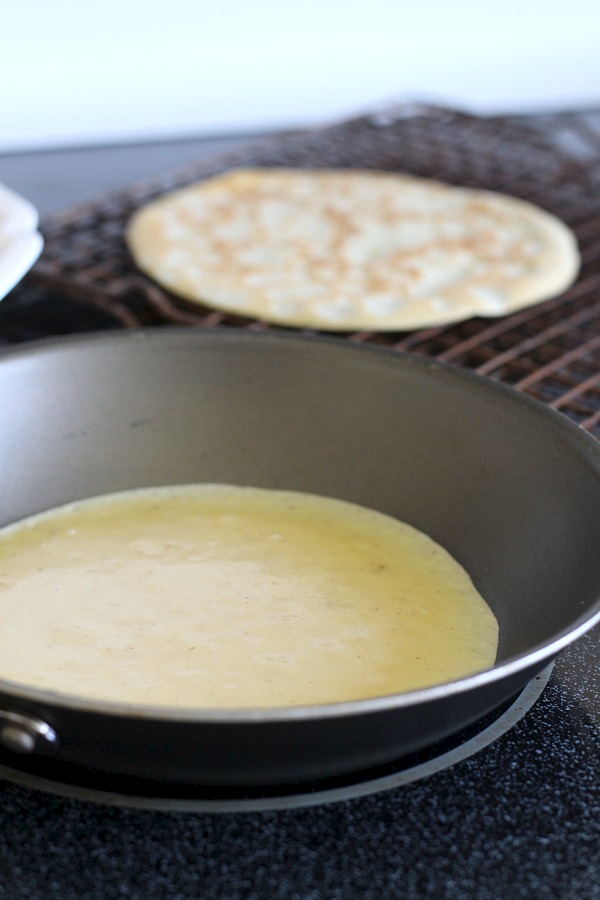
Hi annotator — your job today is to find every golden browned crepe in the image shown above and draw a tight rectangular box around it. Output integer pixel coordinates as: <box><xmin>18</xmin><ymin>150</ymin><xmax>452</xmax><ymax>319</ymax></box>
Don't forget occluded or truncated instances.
<box><xmin>126</xmin><ymin>168</ymin><xmax>580</xmax><ymax>331</ymax></box>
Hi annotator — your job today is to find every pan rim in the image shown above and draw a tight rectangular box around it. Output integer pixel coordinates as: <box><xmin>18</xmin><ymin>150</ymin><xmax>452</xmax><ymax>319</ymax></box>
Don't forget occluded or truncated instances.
<box><xmin>0</xmin><ymin>664</ymin><xmax>556</xmax><ymax>811</ymax></box>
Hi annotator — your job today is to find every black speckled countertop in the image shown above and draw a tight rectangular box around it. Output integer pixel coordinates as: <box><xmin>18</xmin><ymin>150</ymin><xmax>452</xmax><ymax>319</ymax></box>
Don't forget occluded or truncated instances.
<box><xmin>0</xmin><ymin>631</ymin><xmax>596</xmax><ymax>899</ymax></box>
<box><xmin>0</xmin><ymin>120</ymin><xmax>598</xmax><ymax>899</ymax></box>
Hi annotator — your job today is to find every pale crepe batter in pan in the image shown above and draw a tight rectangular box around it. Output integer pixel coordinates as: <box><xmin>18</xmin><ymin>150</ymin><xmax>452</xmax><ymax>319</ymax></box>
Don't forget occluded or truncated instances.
<box><xmin>0</xmin><ymin>485</ymin><xmax>498</xmax><ymax>708</ymax></box>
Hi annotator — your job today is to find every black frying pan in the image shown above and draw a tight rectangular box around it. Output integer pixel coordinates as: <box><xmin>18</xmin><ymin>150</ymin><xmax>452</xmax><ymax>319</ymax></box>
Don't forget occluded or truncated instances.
<box><xmin>0</xmin><ymin>328</ymin><xmax>598</xmax><ymax>791</ymax></box>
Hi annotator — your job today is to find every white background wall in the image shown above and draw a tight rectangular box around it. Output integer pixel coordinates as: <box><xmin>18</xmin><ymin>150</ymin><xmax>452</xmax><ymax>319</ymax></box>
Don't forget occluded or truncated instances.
<box><xmin>2</xmin><ymin>0</ymin><xmax>599</xmax><ymax>152</ymax></box>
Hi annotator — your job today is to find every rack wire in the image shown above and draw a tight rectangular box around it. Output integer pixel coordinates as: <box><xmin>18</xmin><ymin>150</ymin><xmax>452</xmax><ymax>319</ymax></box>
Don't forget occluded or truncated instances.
<box><xmin>18</xmin><ymin>105</ymin><xmax>600</xmax><ymax>437</ymax></box>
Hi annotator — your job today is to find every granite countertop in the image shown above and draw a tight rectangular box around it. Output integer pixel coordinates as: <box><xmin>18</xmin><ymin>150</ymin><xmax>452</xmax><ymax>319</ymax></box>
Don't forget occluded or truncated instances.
<box><xmin>0</xmin><ymin>633</ymin><xmax>596</xmax><ymax>900</ymax></box>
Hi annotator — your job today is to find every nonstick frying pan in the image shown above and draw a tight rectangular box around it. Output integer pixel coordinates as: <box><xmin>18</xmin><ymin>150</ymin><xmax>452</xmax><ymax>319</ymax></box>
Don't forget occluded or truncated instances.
<box><xmin>0</xmin><ymin>328</ymin><xmax>598</xmax><ymax>790</ymax></box>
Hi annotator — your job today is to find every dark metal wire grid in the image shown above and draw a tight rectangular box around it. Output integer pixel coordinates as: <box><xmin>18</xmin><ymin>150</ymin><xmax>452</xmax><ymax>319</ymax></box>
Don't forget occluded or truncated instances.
<box><xmin>21</xmin><ymin>105</ymin><xmax>600</xmax><ymax>437</ymax></box>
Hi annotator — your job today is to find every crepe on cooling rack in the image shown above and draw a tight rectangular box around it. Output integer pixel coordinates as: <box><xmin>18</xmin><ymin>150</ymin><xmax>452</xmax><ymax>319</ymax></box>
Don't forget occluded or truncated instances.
<box><xmin>126</xmin><ymin>167</ymin><xmax>580</xmax><ymax>331</ymax></box>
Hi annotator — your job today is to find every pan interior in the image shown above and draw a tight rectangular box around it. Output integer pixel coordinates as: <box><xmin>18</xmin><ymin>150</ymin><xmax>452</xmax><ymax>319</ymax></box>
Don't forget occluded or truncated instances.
<box><xmin>0</xmin><ymin>329</ymin><xmax>599</xmax><ymax>684</ymax></box>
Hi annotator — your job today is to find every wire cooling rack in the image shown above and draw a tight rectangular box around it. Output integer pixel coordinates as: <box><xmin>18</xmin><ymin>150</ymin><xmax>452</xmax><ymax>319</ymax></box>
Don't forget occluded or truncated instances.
<box><xmin>20</xmin><ymin>105</ymin><xmax>600</xmax><ymax>437</ymax></box>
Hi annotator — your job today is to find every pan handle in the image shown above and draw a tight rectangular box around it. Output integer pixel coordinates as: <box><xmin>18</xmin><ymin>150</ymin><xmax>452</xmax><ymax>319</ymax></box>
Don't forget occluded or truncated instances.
<box><xmin>0</xmin><ymin>710</ymin><xmax>57</xmax><ymax>754</ymax></box>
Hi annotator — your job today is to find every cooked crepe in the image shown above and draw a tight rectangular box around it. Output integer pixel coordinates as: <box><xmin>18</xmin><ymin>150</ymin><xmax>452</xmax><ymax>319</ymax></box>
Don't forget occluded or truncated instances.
<box><xmin>0</xmin><ymin>484</ymin><xmax>498</xmax><ymax>708</ymax></box>
<box><xmin>126</xmin><ymin>168</ymin><xmax>580</xmax><ymax>331</ymax></box>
